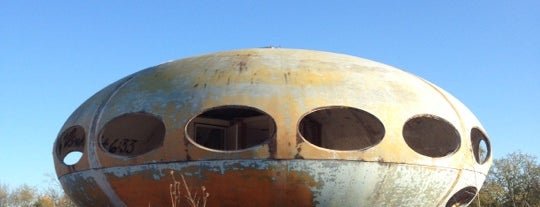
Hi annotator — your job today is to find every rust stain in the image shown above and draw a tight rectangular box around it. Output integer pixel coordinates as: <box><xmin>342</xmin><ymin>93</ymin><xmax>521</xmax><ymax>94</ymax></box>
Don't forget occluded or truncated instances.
<box><xmin>197</xmin><ymin>168</ymin><xmax>317</xmax><ymax>207</ymax></box>
<box><xmin>106</xmin><ymin>170</ymin><xmax>171</xmax><ymax>207</ymax></box>
<box><xmin>237</xmin><ymin>61</ymin><xmax>247</xmax><ymax>73</ymax></box>
<box><xmin>101</xmin><ymin>163</ymin><xmax>319</xmax><ymax>207</ymax></box>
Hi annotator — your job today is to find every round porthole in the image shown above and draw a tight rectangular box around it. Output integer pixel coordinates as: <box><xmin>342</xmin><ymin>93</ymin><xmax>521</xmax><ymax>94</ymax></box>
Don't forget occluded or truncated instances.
<box><xmin>445</xmin><ymin>186</ymin><xmax>477</xmax><ymax>207</ymax></box>
<box><xmin>299</xmin><ymin>106</ymin><xmax>385</xmax><ymax>151</ymax></box>
<box><xmin>99</xmin><ymin>113</ymin><xmax>165</xmax><ymax>157</ymax></box>
<box><xmin>55</xmin><ymin>125</ymin><xmax>86</xmax><ymax>166</ymax></box>
<box><xmin>403</xmin><ymin>115</ymin><xmax>460</xmax><ymax>158</ymax></box>
<box><xmin>471</xmin><ymin>127</ymin><xmax>491</xmax><ymax>164</ymax></box>
<box><xmin>186</xmin><ymin>106</ymin><xmax>276</xmax><ymax>151</ymax></box>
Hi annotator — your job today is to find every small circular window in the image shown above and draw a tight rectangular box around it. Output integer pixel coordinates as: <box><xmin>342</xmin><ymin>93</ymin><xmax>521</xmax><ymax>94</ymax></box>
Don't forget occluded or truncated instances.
<box><xmin>186</xmin><ymin>106</ymin><xmax>275</xmax><ymax>151</ymax></box>
<box><xmin>299</xmin><ymin>106</ymin><xmax>385</xmax><ymax>151</ymax></box>
<box><xmin>471</xmin><ymin>127</ymin><xmax>490</xmax><ymax>164</ymax></box>
<box><xmin>55</xmin><ymin>125</ymin><xmax>86</xmax><ymax>166</ymax></box>
<box><xmin>445</xmin><ymin>186</ymin><xmax>477</xmax><ymax>207</ymax></box>
<box><xmin>403</xmin><ymin>115</ymin><xmax>460</xmax><ymax>158</ymax></box>
<box><xmin>99</xmin><ymin>113</ymin><xmax>165</xmax><ymax>157</ymax></box>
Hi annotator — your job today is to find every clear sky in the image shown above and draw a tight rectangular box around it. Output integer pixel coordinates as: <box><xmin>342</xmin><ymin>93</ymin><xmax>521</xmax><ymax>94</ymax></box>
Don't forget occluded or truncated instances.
<box><xmin>1</xmin><ymin>1</ymin><xmax>539</xmax><ymax>189</ymax></box>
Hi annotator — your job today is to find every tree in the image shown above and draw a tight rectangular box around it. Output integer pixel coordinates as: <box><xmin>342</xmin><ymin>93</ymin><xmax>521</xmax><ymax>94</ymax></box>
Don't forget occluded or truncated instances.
<box><xmin>471</xmin><ymin>181</ymin><xmax>505</xmax><ymax>207</ymax></box>
<box><xmin>0</xmin><ymin>183</ymin><xmax>9</xmax><ymax>207</ymax></box>
<box><xmin>39</xmin><ymin>185</ymin><xmax>78</xmax><ymax>207</ymax></box>
<box><xmin>472</xmin><ymin>151</ymin><xmax>540</xmax><ymax>207</ymax></box>
<box><xmin>36</xmin><ymin>174</ymin><xmax>78</xmax><ymax>207</ymax></box>
<box><xmin>34</xmin><ymin>195</ymin><xmax>55</xmax><ymax>207</ymax></box>
<box><xmin>7</xmin><ymin>184</ymin><xmax>38</xmax><ymax>207</ymax></box>
<box><xmin>0</xmin><ymin>176</ymin><xmax>77</xmax><ymax>207</ymax></box>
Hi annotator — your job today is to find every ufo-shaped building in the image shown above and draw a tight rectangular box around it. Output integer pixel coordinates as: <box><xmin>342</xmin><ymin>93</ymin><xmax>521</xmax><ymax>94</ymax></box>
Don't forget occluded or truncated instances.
<box><xmin>53</xmin><ymin>48</ymin><xmax>491</xmax><ymax>207</ymax></box>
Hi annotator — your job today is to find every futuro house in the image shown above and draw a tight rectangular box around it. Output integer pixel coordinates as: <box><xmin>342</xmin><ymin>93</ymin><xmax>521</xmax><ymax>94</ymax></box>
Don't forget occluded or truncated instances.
<box><xmin>53</xmin><ymin>48</ymin><xmax>491</xmax><ymax>207</ymax></box>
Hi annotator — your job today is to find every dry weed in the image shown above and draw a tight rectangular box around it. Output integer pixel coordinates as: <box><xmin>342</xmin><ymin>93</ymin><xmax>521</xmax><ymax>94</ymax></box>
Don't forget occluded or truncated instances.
<box><xmin>169</xmin><ymin>170</ymin><xmax>209</xmax><ymax>207</ymax></box>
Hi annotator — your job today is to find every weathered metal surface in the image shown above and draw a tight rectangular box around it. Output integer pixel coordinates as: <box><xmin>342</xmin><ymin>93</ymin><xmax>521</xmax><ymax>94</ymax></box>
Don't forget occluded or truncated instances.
<box><xmin>54</xmin><ymin>48</ymin><xmax>491</xmax><ymax>206</ymax></box>
<box><xmin>59</xmin><ymin>160</ymin><xmax>484</xmax><ymax>206</ymax></box>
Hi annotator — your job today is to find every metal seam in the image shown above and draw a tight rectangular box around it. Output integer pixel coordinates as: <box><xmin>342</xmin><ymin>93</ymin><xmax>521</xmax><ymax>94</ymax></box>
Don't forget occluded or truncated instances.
<box><xmin>87</xmin><ymin>76</ymin><xmax>135</xmax><ymax>207</ymax></box>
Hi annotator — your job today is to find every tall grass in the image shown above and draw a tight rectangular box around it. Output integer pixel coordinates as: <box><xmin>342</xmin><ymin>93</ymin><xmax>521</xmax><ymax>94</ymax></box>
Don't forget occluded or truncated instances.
<box><xmin>169</xmin><ymin>171</ymin><xmax>209</xmax><ymax>207</ymax></box>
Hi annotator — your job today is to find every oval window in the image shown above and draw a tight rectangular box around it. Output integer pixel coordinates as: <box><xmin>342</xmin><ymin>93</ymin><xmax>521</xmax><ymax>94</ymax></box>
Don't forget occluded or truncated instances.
<box><xmin>299</xmin><ymin>106</ymin><xmax>385</xmax><ymax>151</ymax></box>
<box><xmin>99</xmin><ymin>113</ymin><xmax>165</xmax><ymax>157</ymax></box>
<box><xmin>445</xmin><ymin>186</ymin><xmax>477</xmax><ymax>207</ymax></box>
<box><xmin>471</xmin><ymin>127</ymin><xmax>491</xmax><ymax>164</ymax></box>
<box><xmin>55</xmin><ymin>125</ymin><xmax>86</xmax><ymax>166</ymax></box>
<box><xmin>186</xmin><ymin>106</ymin><xmax>275</xmax><ymax>151</ymax></box>
<box><xmin>403</xmin><ymin>115</ymin><xmax>460</xmax><ymax>158</ymax></box>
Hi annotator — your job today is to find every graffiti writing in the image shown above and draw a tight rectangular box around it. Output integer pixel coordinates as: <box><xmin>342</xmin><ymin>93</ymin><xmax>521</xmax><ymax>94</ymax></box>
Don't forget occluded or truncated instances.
<box><xmin>102</xmin><ymin>137</ymin><xmax>138</xmax><ymax>154</ymax></box>
<box><xmin>58</xmin><ymin>127</ymin><xmax>85</xmax><ymax>153</ymax></box>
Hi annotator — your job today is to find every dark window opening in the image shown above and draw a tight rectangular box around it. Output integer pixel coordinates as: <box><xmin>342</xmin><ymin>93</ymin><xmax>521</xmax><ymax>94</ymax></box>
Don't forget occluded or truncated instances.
<box><xmin>445</xmin><ymin>186</ymin><xmax>477</xmax><ymax>207</ymax></box>
<box><xmin>195</xmin><ymin>124</ymin><xmax>226</xmax><ymax>150</ymax></box>
<box><xmin>186</xmin><ymin>106</ymin><xmax>275</xmax><ymax>151</ymax></box>
<box><xmin>403</xmin><ymin>115</ymin><xmax>460</xmax><ymax>158</ymax></box>
<box><xmin>471</xmin><ymin>127</ymin><xmax>490</xmax><ymax>164</ymax></box>
<box><xmin>56</xmin><ymin>125</ymin><xmax>86</xmax><ymax>166</ymax></box>
<box><xmin>300</xmin><ymin>117</ymin><xmax>322</xmax><ymax>146</ymax></box>
<box><xmin>299</xmin><ymin>106</ymin><xmax>385</xmax><ymax>151</ymax></box>
<box><xmin>99</xmin><ymin>113</ymin><xmax>165</xmax><ymax>157</ymax></box>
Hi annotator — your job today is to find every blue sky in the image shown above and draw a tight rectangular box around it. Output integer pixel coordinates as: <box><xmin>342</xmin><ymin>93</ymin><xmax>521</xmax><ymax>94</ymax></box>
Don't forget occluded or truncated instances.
<box><xmin>1</xmin><ymin>1</ymin><xmax>539</xmax><ymax>189</ymax></box>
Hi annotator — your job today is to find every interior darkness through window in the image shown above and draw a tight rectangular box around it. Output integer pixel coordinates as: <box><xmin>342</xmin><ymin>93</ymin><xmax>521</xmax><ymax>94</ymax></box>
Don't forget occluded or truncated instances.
<box><xmin>403</xmin><ymin>115</ymin><xmax>460</xmax><ymax>158</ymax></box>
<box><xmin>299</xmin><ymin>106</ymin><xmax>385</xmax><ymax>151</ymax></box>
<box><xmin>445</xmin><ymin>186</ymin><xmax>477</xmax><ymax>207</ymax></box>
<box><xmin>471</xmin><ymin>127</ymin><xmax>491</xmax><ymax>164</ymax></box>
<box><xmin>187</xmin><ymin>106</ymin><xmax>275</xmax><ymax>151</ymax></box>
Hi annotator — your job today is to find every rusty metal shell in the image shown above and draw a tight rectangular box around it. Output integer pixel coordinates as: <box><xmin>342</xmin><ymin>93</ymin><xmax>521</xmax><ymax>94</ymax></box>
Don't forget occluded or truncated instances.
<box><xmin>53</xmin><ymin>48</ymin><xmax>491</xmax><ymax>207</ymax></box>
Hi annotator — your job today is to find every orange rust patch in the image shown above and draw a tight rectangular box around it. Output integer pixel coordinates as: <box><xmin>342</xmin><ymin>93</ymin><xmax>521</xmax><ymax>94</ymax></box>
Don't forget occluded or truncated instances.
<box><xmin>104</xmin><ymin>164</ymin><xmax>319</xmax><ymax>207</ymax></box>
<box><xmin>105</xmin><ymin>170</ymin><xmax>172</xmax><ymax>207</ymax></box>
<box><xmin>200</xmin><ymin>168</ymin><xmax>318</xmax><ymax>207</ymax></box>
